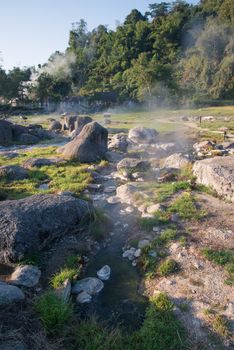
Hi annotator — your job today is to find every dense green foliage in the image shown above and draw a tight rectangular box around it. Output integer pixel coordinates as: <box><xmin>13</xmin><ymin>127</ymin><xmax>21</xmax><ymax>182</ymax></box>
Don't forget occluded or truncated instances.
<box><xmin>1</xmin><ymin>0</ymin><xmax>233</xmax><ymax>106</ymax></box>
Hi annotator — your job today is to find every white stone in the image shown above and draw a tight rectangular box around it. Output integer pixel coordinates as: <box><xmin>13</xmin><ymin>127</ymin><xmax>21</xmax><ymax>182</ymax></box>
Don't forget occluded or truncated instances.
<box><xmin>97</xmin><ymin>265</ymin><xmax>111</xmax><ymax>281</ymax></box>
<box><xmin>72</xmin><ymin>277</ymin><xmax>104</xmax><ymax>295</ymax></box>
<box><xmin>76</xmin><ymin>291</ymin><xmax>92</xmax><ymax>303</ymax></box>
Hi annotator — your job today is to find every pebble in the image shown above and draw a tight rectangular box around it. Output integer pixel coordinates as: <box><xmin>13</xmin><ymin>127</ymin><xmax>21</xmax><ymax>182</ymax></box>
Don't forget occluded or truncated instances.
<box><xmin>138</xmin><ymin>239</ymin><xmax>150</xmax><ymax>249</ymax></box>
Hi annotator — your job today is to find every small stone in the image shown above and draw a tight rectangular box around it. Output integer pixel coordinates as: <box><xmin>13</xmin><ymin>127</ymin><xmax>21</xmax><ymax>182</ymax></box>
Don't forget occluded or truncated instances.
<box><xmin>147</xmin><ymin>204</ymin><xmax>164</xmax><ymax>214</ymax></box>
<box><xmin>104</xmin><ymin>186</ymin><xmax>116</xmax><ymax>193</ymax></box>
<box><xmin>134</xmin><ymin>249</ymin><xmax>142</xmax><ymax>258</ymax></box>
<box><xmin>132</xmin><ymin>260</ymin><xmax>137</xmax><ymax>267</ymax></box>
<box><xmin>107</xmin><ymin>196</ymin><xmax>120</xmax><ymax>204</ymax></box>
<box><xmin>148</xmin><ymin>250</ymin><xmax>157</xmax><ymax>258</ymax></box>
<box><xmin>171</xmin><ymin>213</ymin><xmax>180</xmax><ymax>222</ymax></box>
<box><xmin>123</xmin><ymin>223</ymin><xmax>129</xmax><ymax>229</ymax></box>
<box><xmin>97</xmin><ymin>265</ymin><xmax>111</xmax><ymax>281</ymax></box>
<box><xmin>38</xmin><ymin>183</ymin><xmax>49</xmax><ymax>190</ymax></box>
<box><xmin>88</xmin><ymin>184</ymin><xmax>103</xmax><ymax>192</ymax></box>
<box><xmin>76</xmin><ymin>291</ymin><xmax>92</xmax><ymax>303</ymax></box>
<box><xmin>153</xmin><ymin>226</ymin><xmax>160</xmax><ymax>232</ymax></box>
<box><xmin>141</xmin><ymin>212</ymin><xmax>154</xmax><ymax>218</ymax></box>
<box><xmin>138</xmin><ymin>239</ymin><xmax>150</xmax><ymax>249</ymax></box>
<box><xmin>125</xmin><ymin>206</ymin><xmax>134</xmax><ymax>213</ymax></box>
<box><xmin>72</xmin><ymin>277</ymin><xmax>104</xmax><ymax>295</ymax></box>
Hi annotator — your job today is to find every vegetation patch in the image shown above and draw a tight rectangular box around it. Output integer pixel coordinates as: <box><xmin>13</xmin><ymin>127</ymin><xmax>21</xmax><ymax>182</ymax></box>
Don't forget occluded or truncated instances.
<box><xmin>202</xmin><ymin>249</ymin><xmax>234</xmax><ymax>285</ymax></box>
<box><xmin>157</xmin><ymin>258</ymin><xmax>179</xmax><ymax>276</ymax></box>
<box><xmin>168</xmin><ymin>192</ymin><xmax>207</xmax><ymax>220</ymax></box>
<box><xmin>87</xmin><ymin>208</ymin><xmax>112</xmax><ymax>241</ymax></box>
<box><xmin>35</xmin><ymin>291</ymin><xmax>73</xmax><ymax>335</ymax></box>
<box><xmin>51</xmin><ymin>254</ymin><xmax>83</xmax><ymax>288</ymax></box>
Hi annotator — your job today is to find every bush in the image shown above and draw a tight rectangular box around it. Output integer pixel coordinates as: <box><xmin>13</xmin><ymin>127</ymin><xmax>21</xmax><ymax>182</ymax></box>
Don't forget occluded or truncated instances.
<box><xmin>35</xmin><ymin>291</ymin><xmax>72</xmax><ymax>335</ymax></box>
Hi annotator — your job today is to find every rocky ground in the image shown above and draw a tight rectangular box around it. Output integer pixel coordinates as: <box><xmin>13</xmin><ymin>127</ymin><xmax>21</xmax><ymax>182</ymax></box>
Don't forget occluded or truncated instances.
<box><xmin>0</xmin><ymin>115</ymin><xmax>233</xmax><ymax>349</ymax></box>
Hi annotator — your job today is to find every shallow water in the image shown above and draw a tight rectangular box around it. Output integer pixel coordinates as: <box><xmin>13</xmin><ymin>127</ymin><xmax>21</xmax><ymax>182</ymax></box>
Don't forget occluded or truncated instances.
<box><xmin>77</xmin><ymin>229</ymin><xmax>147</xmax><ymax>330</ymax></box>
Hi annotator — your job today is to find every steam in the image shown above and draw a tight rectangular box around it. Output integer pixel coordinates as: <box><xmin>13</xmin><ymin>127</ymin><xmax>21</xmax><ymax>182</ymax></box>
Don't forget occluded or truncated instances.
<box><xmin>32</xmin><ymin>51</ymin><xmax>76</xmax><ymax>81</ymax></box>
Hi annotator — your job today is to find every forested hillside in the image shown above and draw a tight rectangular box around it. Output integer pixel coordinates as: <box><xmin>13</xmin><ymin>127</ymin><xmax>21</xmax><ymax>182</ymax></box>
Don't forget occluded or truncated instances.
<box><xmin>0</xmin><ymin>0</ymin><xmax>234</xmax><ymax>107</ymax></box>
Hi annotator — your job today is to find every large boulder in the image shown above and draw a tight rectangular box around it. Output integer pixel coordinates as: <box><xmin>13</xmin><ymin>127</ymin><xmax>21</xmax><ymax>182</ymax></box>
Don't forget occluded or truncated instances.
<box><xmin>72</xmin><ymin>116</ymin><xmax>93</xmax><ymax>138</ymax></box>
<box><xmin>64</xmin><ymin>115</ymin><xmax>79</xmax><ymax>132</ymax></box>
<box><xmin>193</xmin><ymin>156</ymin><xmax>234</xmax><ymax>202</ymax></box>
<box><xmin>0</xmin><ymin>166</ymin><xmax>28</xmax><ymax>181</ymax></box>
<box><xmin>60</xmin><ymin>122</ymin><xmax>108</xmax><ymax>162</ymax></box>
<box><xmin>18</xmin><ymin>133</ymin><xmax>39</xmax><ymax>145</ymax></box>
<box><xmin>0</xmin><ymin>194</ymin><xmax>91</xmax><ymax>262</ymax></box>
<box><xmin>0</xmin><ymin>120</ymin><xmax>13</xmax><ymax>145</ymax></box>
<box><xmin>163</xmin><ymin>153</ymin><xmax>191</xmax><ymax>169</ymax></box>
<box><xmin>49</xmin><ymin>120</ymin><xmax>62</xmax><ymax>132</ymax></box>
<box><xmin>128</xmin><ymin>127</ymin><xmax>158</xmax><ymax>144</ymax></box>
<box><xmin>0</xmin><ymin>281</ymin><xmax>25</xmax><ymax>307</ymax></box>
<box><xmin>23</xmin><ymin>158</ymin><xmax>53</xmax><ymax>169</ymax></box>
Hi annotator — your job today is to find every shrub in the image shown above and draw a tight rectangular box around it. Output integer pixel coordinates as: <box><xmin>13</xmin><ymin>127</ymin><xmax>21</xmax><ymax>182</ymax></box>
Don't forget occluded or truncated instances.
<box><xmin>35</xmin><ymin>291</ymin><xmax>72</xmax><ymax>335</ymax></box>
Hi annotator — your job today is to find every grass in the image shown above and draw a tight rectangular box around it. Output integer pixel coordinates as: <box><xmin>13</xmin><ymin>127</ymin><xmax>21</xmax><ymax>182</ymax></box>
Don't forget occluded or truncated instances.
<box><xmin>133</xmin><ymin>293</ymin><xmax>186</xmax><ymax>350</ymax></box>
<box><xmin>157</xmin><ymin>258</ymin><xmax>179</xmax><ymax>276</ymax></box>
<box><xmin>72</xmin><ymin>293</ymin><xmax>186</xmax><ymax>350</ymax></box>
<box><xmin>138</xmin><ymin>227</ymin><xmax>180</xmax><ymax>277</ymax></box>
<box><xmin>51</xmin><ymin>254</ymin><xmax>83</xmax><ymax>289</ymax></box>
<box><xmin>35</xmin><ymin>291</ymin><xmax>73</xmax><ymax>335</ymax></box>
<box><xmin>87</xmin><ymin>208</ymin><xmax>112</xmax><ymax>241</ymax></box>
<box><xmin>203</xmin><ymin>309</ymin><xmax>231</xmax><ymax>339</ymax></box>
<box><xmin>138</xmin><ymin>211</ymin><xmax>170</xmax><ymax>231</ymax></box>
<box><xmin>0</xmin><ymin>147</ymin><xmax>92</xmax><ymax>200</ymax></box>
<box><xmin>202</xmin><ymin>249</ymin><xmax>234</xmax><ymax>285</ymax></box>
<box><xmin>168</xmin><ymin>192</ymin><xmax>207</xmax><ymax>220</ymax></box>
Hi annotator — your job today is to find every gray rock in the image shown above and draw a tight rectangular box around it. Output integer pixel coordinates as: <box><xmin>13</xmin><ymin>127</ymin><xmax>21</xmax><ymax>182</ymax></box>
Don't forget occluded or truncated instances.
<box><xmin>107</xmin><ymin>196</ymin><xmax>120</xmax><ymax>204</ymax></box>
<box><xmin>122</xmin><ymin>248</ymin><xmax>136</xmax><ymax>261</ymax></box>
<box><xmin>0</xmin><ymin>340</ymin><xmax>27</xmax><ymax>350</ymax></box>
<box><xmin>163</xmin><ymin>153</ymin><xmax>191</xmax><ymax>169</ymax></box>
<box><xmin>193</xmin><ymin>156</ymin><xmax>234</xmax><ymax>202</ymax></box>
<box><xmin>0</xmin><ymin>120</ymin><xmax>13</xmax><ymax>145</ymax></box>
<box><xmin>116</xmin><ymin>183</ymin><xmax>139</xmax><ymax>205</ymax></box>
<box><xmin>59</xmin><ymin>122</ymin><xmax>108</xmax><ymax>162</ymax></box>
<box><xmin>49</xmin><ymin>120</ymin><xmax>62</xmax><ymax>132</ymax></box>
<box><xmin>18</xmin><ymin>133</ymin><xmax>39</xmax><ymax>145</ymax></box>
<box><xmin>72</xmin><ymin>116</ymin><xmax>93</xmax><ymax>138</ymax></box>
<box><xmin>76</xmin><ymin>291</ymin><xmax>92</xmax><ymax>303</ymax></box>
<box><xmin>146</xmin><ymin>203</ymin><xmax>164</xmax><ymax>214</ymax></box>
<box><xmin>0</xmin><ymin>166</ymin><xmax>28</xmax><ymax>181</ymax></box>
<box><xmin>0</xmin><ymin>281</ymin><xmax>25</xmax><ymax>306</ymax></box>
<box><xmin>117</xmin><ymin>158</ymin><xmax>150</xmax><ymax>177</ymax></box>
<box><xmin>55</xmin><ymin>279</ymin><xmax>71</xmax><ymax>302</ymax></box>
<box><xmin>128</xmin><ymin>127</ymin><xmax>158</xmax><ymax>144</ymax></box>
<box><xmin>23</xmin><ymin>158</ymin><xmax>53</xmax><ymax>168</ymax></box>
<box><xmin>138</xmin><ymin>239</ymin><xmax>150</xmax><ymax>249</ymax></box>
<box><xmin>72</xmin><ymin>277</ymin><xmax>104</xmax><ymax>295</ymax></box>
<box><xmin>97</xmin><ymin>265</ymin><xmax>111</xmax><ymax>280</ymax></box>
<box><xmin>193</xmin><ymin>140</ymin><xmax>215</xmax><ymax>152</ymax></box>
<box><xmin>0</xmin><ymin>194</ymin><xmax>91</xmax><ymax>262</ymax></box>
<box><xmin>9</xmin><ymin>265</ymin><xmax>41</xmax><ymax>287</ymax></box>
<box><xmin>108</xmin><ymin>133</ymin><xmax>128</xmax><ymax>152</ymax></box>
<box><xmin>134</xmin><ymin>249</ymin><xmax>142</xmax><ymax>258</ymax></box>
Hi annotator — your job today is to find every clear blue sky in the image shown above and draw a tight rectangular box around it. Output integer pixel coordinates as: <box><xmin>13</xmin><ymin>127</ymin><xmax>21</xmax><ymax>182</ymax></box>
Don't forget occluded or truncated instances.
<box><xmin>0</xmin><ymin>0</ymin><xmax>198</xmax><ymax>70</ymax></box>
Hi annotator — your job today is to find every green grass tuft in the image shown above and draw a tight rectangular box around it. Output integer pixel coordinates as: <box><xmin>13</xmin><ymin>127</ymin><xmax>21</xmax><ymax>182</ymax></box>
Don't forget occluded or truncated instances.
<box><xmin>157</xmin><ymin>258</ymin><xmax>179</xmax><ymax>276</ymax></box>
<box><xmin>35</xmin><ymin>291</ymin><xmax>72</xmax><ymax>335</ymax></box>
<box><xmin>168</xmin><ymin>192</ymin><xmax>207</xmax><ymax>220</ymax></box>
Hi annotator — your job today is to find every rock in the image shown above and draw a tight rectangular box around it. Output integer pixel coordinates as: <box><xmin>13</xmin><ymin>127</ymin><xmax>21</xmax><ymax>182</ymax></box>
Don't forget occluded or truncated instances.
<box><xmin>72</xmin><ymin>116</ymin><xmax>93</xmax><ymax>138</ymax></box>
<box><xmin>55</xmin><ymin>279</ymin><xmax>71</xmax><ymax>302</ymax></box>
<box><xmin>0</xmin><ymin>120</ymin><xmax>13</xmax><ymax>145</ymax></box>
<box><xmin>59</xmin><ymin>122</ymin><xmax>108</xmax><ymax>162</ymax></box>
<box><xmin>128</xmin><ymin>127</ymin><xmax>158</xmax><ymax>144</ymax></box>
<box><xmin>76</xmin><ymin>291</ymin><xmax>92</xmax><ymax>303</ymax></box>
<box><xmin>108</xmin><ymin>133</ymin><xmax>128</xmax><ymax>152</ymax></box>
<box><xmin>138</xmin><ymin>239</ymin><xmax>150</xmax><ymax>249</ymax></box>
<box><xmin>193</xmin><ymin>140</ymin><xmax>215</xmax><ymax>153</ymax></box>
<box><xmin>97</xmin><ymin>265</ymin><xmax>111</xmax><ymax>280</ymax></box>
<box><xmin>163</xmin><ymin>153</ymin><xmax>191</xmax><ymax>169</ymax></box>
<box><xmin>23</xmin><ymin>158</ymin><xmax>54</xmax><ymax>169</ymax></box>
<box><xmin>193</xmin><ymin>156</ymin><xmax>234</xmax><ymax>202</ymax></box>
<box><xmin>103</xmin><ymin>186</ymin><xmax>116</xmax><ymax>193</ymax></box>
<box><xmin>117</xmin><ymin>158</ymin><xmax>150</xmax><ymax>177</ymax></box>
<box><xmin>146</xmin><ymin>203</ymin><xmax>164</xmax><ymax>214</ymax></box>
<box><xmin>0</xmin><ymin>166</ymin><xmax>28</xmax><ymax>181</ymax></box>
<box><xmin>0</xmin><ymin>194</ymin><xmax>91</xmax><ymax>262</ymax></box>
<box><xmin>122</xmin><ymin>248</ymin><xmax>136</xmax><ymax>261</ymax></box>
<box><xmin>9</xmin><ymin>265</ymin><xmax>41</xmax><ymax>287</ymax></box>
<box><xmin>116</xmin><ymin>183</ymin><xmax>139</xmax><ymax>205</ymax></box>
<box><xmin>18</xmin><ymin>133</ymin><xmax>39</xmax><ymax>145</ymax></box>
<box><xmin>38</xmin><ymin>183</ymin><xmax>49</xmax><ymax>190</ymax></box>
<box><xmin>0</xmin><ymin>340</ymin><xmax>27</xmax><ymax>350</ymax></box>
<box><xmin>72</xmin><ymin>277</ymin><xmax>104</xmax><ymax>295</ymax></box>
<box><xmin>148</xmin><ymin>250</ymin><xmax>157</xmax><ymax>257</ymax></box>
<box><xmin>0</xmin><ymin>281</ymin><xmax>25</xmax><ymax>306</ymax></box>
<box><xmin>148</xmin><ymin>143</ymin><xmax>178</xmax><ymax>159</ymax></box>
<box><xmin>64</xmin><ymin>115</ymin><xmax>79</xmax><ymax>132</ymax></box>
<box><xmin>0</xmin><ymin>151</ymin><xmax>20</xmax><ymax>159</ymax></box>
<box><xmin>88</xmin><ymin>184</ymin><xmax>103</xmax><ymax>192</ymax></box>
<box><xmin>134</xmin><ymin>249</ymin><xmax>141</xmax><ymax>258</ymax></box>
<box><xmin>49</xmin><ymin>120</ymin><xmax>62</xmax><ymax>132</ymax></box>
<box><xmin>107</xmin><ymin>196</ymin><xmax>120</xmax><ymax>204</ymax></box>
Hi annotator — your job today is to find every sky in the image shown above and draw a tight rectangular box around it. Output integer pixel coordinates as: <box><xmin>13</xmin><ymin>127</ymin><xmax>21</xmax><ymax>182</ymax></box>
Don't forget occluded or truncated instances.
<box><xmin>0</xmin><ymin>0</ymin><xmax>199</xmax><ymax>71</ymax></box>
